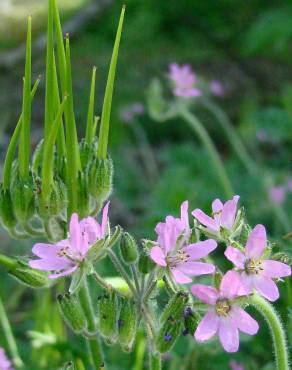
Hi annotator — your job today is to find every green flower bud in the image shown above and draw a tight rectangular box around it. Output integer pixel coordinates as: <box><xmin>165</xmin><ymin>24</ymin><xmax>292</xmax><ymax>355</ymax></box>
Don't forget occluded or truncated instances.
<box><xmin>160</xmin><ymin>291</ymin><xmax>188</xmax><ymax>323</ymax></box>
<box><xmin>9</xmin><ymin>261</ymin><xmax>50</xmax><ymax>288</ymax></box>
<box><xmin>118</xmin><ymin>298</ymin><xmax>137</xmax><ymax>352</ymax></box>
<box><xmin>77</xmin><ymin>172</ymin><xmax>90</xmax><ymax>218</ymax></box>
<box><xmin>57</xmin><ymin>293</ymin><xmax>86</xmax><ymax>334</ymax></box>
<box><xmin>79</xmin><ymin>138</ymin><xmax>97</xmax><ymax>170</ymax></box>
<box><xmin>214</xmin><ymin>270</ymin><xmax>223</xmax><ymax>290</ymax></box>
<box><xmin>98</xmin><ymin>290</ymin><xmax>119</xmax><ymax>343</ymax></box>
<box><xmin>120</xmin><ymin>232</ymin><xmax>138</xmax><ymax>264</ymax></box>
<box><xmin>37</xmin><ymin>176</ymin><xmax>67</xmax><ymax>218</ymax></box>
<box><xmin>155</xmin><ymin>319</ymin><xmax>182</xmax><ymax>353</ymax></box>
<box><xmin>138</xmin><ymin>249</ymin><xmax>155</xmax><ymax>274</ymax></box>
<box><xmin>88</xmin><ymin>157</ymin><xmax>113</xmax><ymax>203</ymax></box>
<box><xmin>0</xmin><ymin>185</ymin><xmax>17</xmax><ymax>228</ymax></box>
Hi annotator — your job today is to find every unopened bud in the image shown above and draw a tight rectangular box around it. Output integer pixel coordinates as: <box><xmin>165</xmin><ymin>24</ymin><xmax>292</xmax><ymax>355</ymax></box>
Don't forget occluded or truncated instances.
<box><xmin>79</xmin><ymin>139</ymin><xmax>97</xmax><ymax>169</ymax></box>
<box><xmin>57</xmin><ymin>293</ymin><xmax>86</xmax><ymax>333</ymax></box>
<box><xmin>118</xmin><ymin>298</ymin><xmax>137</xmax><ymax>352</ymax></box>
<box><xmin>272</xmin><ymin>253</ymin><xmax>291</xmax><ymax>265</ymax></box>
<box><xmin>0</xmin><ymin>185</ymin><xmax>17</xmax><ymax>228</ymax></box>
<box><xmin>120</xmin><ymin>232</ymin><xmax>138</xmax><ymax>264</ymax></box>
<box><xmin>37</xmin><ymin>176</ymin><xmax>67</xmax><ymax>218</ymax></box>
<box><xmin>98</xmin><ymin>290</ymin><xmax>119</xmax><ymax>343</ymax></box>
<box><xmin>155</xmin><ymin>319</ymin><xmax>182</xmax><ymax>353</ymax></box>
<box><xmin>9</xmin><ymin>261</ymin><xmax>50</xmax><ymax>288</ymax></box>
<box><xmin>160</xmin><ymin>291</ymin><xmax>188</xmax><ymax>323</ymax></box>
<box><xmin>89</xmin><ymin>158</ymin><xmax>113</xmax><ymax>203</ymax></box>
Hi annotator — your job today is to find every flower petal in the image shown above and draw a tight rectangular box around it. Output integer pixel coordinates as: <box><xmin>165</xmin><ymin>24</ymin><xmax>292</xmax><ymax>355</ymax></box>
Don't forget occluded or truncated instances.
<box><xmin>238</xmin><ymin>272</ymin><xmax>254</xmax><ymax>295</ymax></box>
<box><xmin>246</xmin><ymin>224</ymin><xmax>266</xmax><ymax>259</ymax></box>
<box><xmin>180</xmin><ymin>200</ymin><xmax>189</xmax><ymax>231</ymax></box>
<box><xmin>262</xmin><ymin>260</ymin><xmax>291</xmax><ymax>278</ymax></box>
<box><xmin>195</xmin><ymin>310</ymin><xmax>219</xmax><ymax>342</ymax></box>
<box><xmin>220</xmin><ymin>271</ymin><xmax>241</xmax><ymax>299</ymax></box>
<box><xmin>32</xmin><ymin>243</ymin><xmax>64</xmax><ymax>258</ymax></box>
<box><xmin>192</xmin><ymin>209</ymin><xmax>219</xmax><ymax>232</ymax></box>
<box><xmin>220</xmin><ymin>195</ymin><xmax>240</xmax><ymax>230</ymax></box>
<box><xmin>171</xmin><ymin>268</ymin><xmax>192</xmax><ymax>284</ymax></box>
<box><xmin>183</xmin><ymin>239</ymin><xmax>217</xmax><ymax>260</ymax></box>
<box><xmin>212</xmin><ymin>198</ymin><xmax>223</xmax><ymax>213</ymax></box>
<box><xmin>191</xmin><ymin>284</ymin><xmax>219</xmax><ymax>304</ymax></box>
<box><xmin>224</xmin><ymin>246</ymin><xmax>245</xmax><ymax>269</ymax></box>
<box><xmin>231</xmin><ymin>306</ymin><xmax>259</xmax><ymax>335</ymax></box>
<box><xmin>48</xmin><ymin>266</ymin><xmax>78</xmax><ymax>279</ymax></box>
<box><xmin>219</xmin><ymin>317</ymin><xmax>239</xmax><ymax>353</ymax></box>
<box><xmin>177</xmin><ymin>262</ymin><xmax>215</xmax><ymax>276</ymax></box>
<box><xmin>101</xmin><ymin>201</ymin><xmax>110</xmax><ymax>238</ymax></box>
<box><xmin>253</xmin><ymin>275</ymin><xmax>279</xmax><ymax>302</ymax></box>
<box><xmin>29</xmin><ymin>258</ymin><xmax>73</xmax><ymax>271</ymax></box>
<box><xmin>149</xmin><ymin>246</ymin><xmax>167</xmax><ymax>267</ymax></box>
<box><xmin>79</xmin><ymin>217</ymin><xmax>101</xmax><ymax>245</ymax></box>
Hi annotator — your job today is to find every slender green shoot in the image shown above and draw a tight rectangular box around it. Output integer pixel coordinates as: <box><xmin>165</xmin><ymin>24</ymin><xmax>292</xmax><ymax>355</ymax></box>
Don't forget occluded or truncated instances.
<box><xmin>85</xmin><ymin>67</ymin><xmax>97</xmax><ymax>144</ymax></box>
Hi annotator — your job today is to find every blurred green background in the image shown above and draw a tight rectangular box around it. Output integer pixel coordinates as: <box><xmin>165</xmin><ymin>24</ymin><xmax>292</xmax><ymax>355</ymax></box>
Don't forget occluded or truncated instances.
<box><xmin>0</xmin><ymin>0</ymin><xmax>291</xmax><ymax>369</ymax></box>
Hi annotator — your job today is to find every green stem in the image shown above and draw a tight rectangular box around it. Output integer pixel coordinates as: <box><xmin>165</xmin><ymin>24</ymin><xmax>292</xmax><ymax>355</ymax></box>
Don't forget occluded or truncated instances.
<box><xmin>78</xmin><ymin>279</ymin><xmax>103</xmax><ymax>370</ymax></box>
<box><xmin>180</xmin><ymin>108</ymin><xmax>233</xmax><ymax>198</ymax></box>
<box><xmin>0</xmin><ymin>253</ymin><xmax>17</xmax><ymax>270</ymax></box>
<box><xmin>0</xmin><ymin>295</ymin><xmax>23</xmax><ymax>368</ymax></box>
<box><xmin>130</xmin><ymin>265</ymin><xmax>141</xmax><ymax>294</ymax></box>
<box><xmin>249</xmin><ymin>294</ymin><xmax>290</xmax><ymax>370</ymax></box>
<box><xmin>149</xmin><ymin>352</ymin><xmax>162</xmax><ymax>370</ymax></box>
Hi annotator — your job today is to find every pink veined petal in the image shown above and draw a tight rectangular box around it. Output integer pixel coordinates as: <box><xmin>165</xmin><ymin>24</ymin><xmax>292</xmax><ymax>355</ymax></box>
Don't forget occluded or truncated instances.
<box><xmin>183</xmin><ymin>239</ymin><xmax>217</xmax><ymax>260</ymax></box>
<box><xmin>69</xmin><ymin>213</ymin><xmax>82</xmax><ymax>253</ymax></box>
<box><xmin>180</xmin><ymin>200</ymin><xmax>189</xmax><ymax>232</ymax></box>
<box><xmin>212</xmin><ymin>198</ymin><xmax>223</xmax><ymax>223</ymax></box>
<box><xmin>238</xmin><ymin>272</ymin><xmax>254</xmax><ymax>295</ymax></box>
<box><xmin>48</xmin><ymin>266</ymin><xmax>78</xmax><ymax>279</ymax></box>
<box><xmin>224</xmin><ymin>246</ymin><xmax>245</xmax><ymax>269</ymax></box>
<box><xmin>194</xmin><ymin>310</ymin><xmax>219</xmax><ymax>342</ymax></box>
<box><xmin>191</xmin><ymin>284</ymin><xmax>219</xmax><ymax>305</ymax></box>
<box><xmin>32</xmin><ymin>243</ymin><xmax>64</xmax><ymax>258</ymax></box>
<box><xmin>79</xmin><ymin>217</ymin><xmax>101</xmax><ymax>244</ymax></box>
<box><xmin>101</xmin><ymin>201</ymin><xmax>110</xmax><ymax>238</ymax></box>
<box><xmin>231</xmin><ymin>306</ymin><xmax>259</xmax><ymax>335</ymax></box>
<box><xmin>220</xmin><ymin>271</ymin><xmax>241</xmax><ymax>299</ymax></box>
<box><xmin>29</xmin><ymin>258</ymin><xmax>73</xmax><ymax>271</ymax></box>
<box><xmin>220</xmin><ymin>195</ymin><xmax>240</xmax><ymax>230</ymax></box>
<box><xmin>149</xmin><ymin>246</ymin><xmax>167</xmax><ymax>267</ymax></box>
<box><xmin>262</xmin><ymin>260</ymin><xmax>291</xmax><ymax>278</ymax></box>
<box><xmin>81</xmin><ymin>228</ymin><xmax>90</xmax><ymax>256</ymax></box>
<box><xmin>171</xmin><ymin>268</ymin><xmax>192</xmax><ymax>284</ymax></box>
<box><xmin>192</xmin><ymin>209</ymin><xmax>219</xmax><ymax>232</ymax></box>
<box><xmin>218</xmin><ymin>317</ymin><xmax>239</xmax><ymax>353</ymax></box>
<box><xmin>177</xmin><ymin>261</ymin><xmax>215</xmax><ymax>276</ymax></box>
<box><xmin>246</xmin><ymin>224</ymin><xmax>267</xmax><ymax>259</ymax></box>
<box><xmin>253</xmin><ymin>275</ymin><xmax>279</xmax><ymax>302</ymax></box>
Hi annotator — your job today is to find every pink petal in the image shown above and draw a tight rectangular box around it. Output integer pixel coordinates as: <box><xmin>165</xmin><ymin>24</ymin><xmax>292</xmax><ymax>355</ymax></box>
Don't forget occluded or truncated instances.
<box><xmin>183</xmin><ymin>239</ymin><xmax>217</xmax><ymax>260</ymax></box>
<box><xmin>238</xmin><ymin>272</ymin><xmax>254</xmax><ymax>295</ymax></box>
<box><xmin>253</xmin><ymin>275</ymin><xmax>279</xmax><ymax>302</ymax></box>
<box><xmin>171</xmin><ymin>268</ymin><xmax>192</xmax><ymax>284</ymax></box>
<box><xmin>224</xmin><ymin>246</ymin><xmax>245</xmax><ymax>269</ymax></box>
<box><xmin>246</xmin><ymin>224</ymin><xmax>267</xmax><ymax>259</ymax></box>
<box><xmin>70</xmin><ymin>213</ymin><xmax>81</xmax><ymax>253</ymax></box>
<box><xmin>79</xmin><ymin>217</ymin><xmax>101</xmax><ymax>244</ymax></box>
<box><xmin>149</xmin><ymin>246</ymin><xmax>167</xmax><ymax>267</ymax></box>
<box><xmin>262</xmin><ymin>260</ymin><xmax>291</xmax><ymax>278</ymax></box>
<box><xmin>220</xmin><ymin>195</ymin><xmax>240</xmax><ymax>230</ymax></box>
<box><xmin>231</xmin><ymin>306</ymin><xmax>259</xmax><ymax>335</ymax></box>
<box><xmin>195</xmin><ymin>310</ymin><xmax>219</xmax><ymax>342</ymax></box>
<box><xmin>177</xmin><ymin>261</ymin><xmax>215</xmax><ymax>276</ymax></box>
<box><xmin>29</xmin><ymin>258</ymin><xmax>73</xmax><ymax>271</ymax></box>
<box><xmin>220</xmin><ymin>271</ymin><xmax>241</xmax><ymax>299</ymax></box>
<box><xmin>180</xmin><ymin>200</ymin><xmax>189</xmax><ymax>231</ymax></box>
<box><xmin>32</xmin><ymin>243</ymin><xmax>64</xmax><ymax>258</ymax></box>
<box><xmin>49</xmin><ymin>266</ymin><xmax>78</xmax><ymax>279</ymax></box>
<box><xmin>219</xmin><ymin>317</ymin><xmax>239</xmax><ymax>353</ymax></box>
<box><xmin>101</xmin><ymin>201</ymin><xmax>110</xmax><ymax>238</ymax></box>
<box><xmin>212</xmin><ymin>198</ymin><xmax>223</xmax><ymax>213</ymax></box>
<box><xmin>192</xmin><ymin>209</ymin><xmax>219</xmax><ymax>232</ymax></box>
<box><xmin>191</xmin><ymin>284</ymin><xmax>219</xmax><ymax>305</ymax></box>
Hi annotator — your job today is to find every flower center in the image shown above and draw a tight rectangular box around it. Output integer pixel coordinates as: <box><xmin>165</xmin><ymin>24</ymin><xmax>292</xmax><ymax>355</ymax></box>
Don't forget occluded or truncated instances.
<box><xmin>57</xmin><ymin>246</ymin><xmax>69</xmax><ymax>257</ymax></box>
<box><xmin>167</xmin><ymin>249</ymin><xmax>190</xmax><ymax>267</ymax></box>
<box><xmin>215</xmin><ymin>299</ymin><xmax>231</xmax><ymax>317</ymax></box>
<box><xmin>245</xmin><ymin>258</ymin><xmax>263</xmax><ymax>275</ymax></box>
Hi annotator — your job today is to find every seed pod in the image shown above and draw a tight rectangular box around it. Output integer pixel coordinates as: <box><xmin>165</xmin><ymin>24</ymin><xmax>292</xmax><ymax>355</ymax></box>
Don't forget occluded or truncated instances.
<box><xmin>120</xmin><ymin>232</ymin><xmax>138</xmax><ymax>264</ymax></box>
<box><xmin>138</xmin><ymin>249</ymin><xmax>155</xmax><ymax>274</ymax></box>
<box><xmin>89</xmin><ymin>158</ymin><xmax>113</xmax><ymax>203</ymax></box>
<box><xmin>79</xmin><ymin>138</ymin><xmax>97</xmax><ymax>170</ymax></box>
<box><xmin>0</xmin><ymin>185</ymin><xmax>17</xmax><ymax>228</ymax></box>
<box><xmin>57</xmin><ymin>293</ymin><xmax>86</xmax><ymax>334</ymax></box>
<box><xmin>98</xmin><ymin>290</ymin><xmax>119</xmax><ymax>343</ymax></box>
<box><xmin>160</xmin><ymin>291</ymin><xmax>188</xmax><ymax>323</ymax></box>
<box><xmin>183</xmin><ymin>307</ymin><xmax>200</xmax><ymax>336</ymax></box>
<box><xmin>155</xmin><ymin>319</ymin><xmax>182</xmax><ymax>353</ymax></box>
<box><xmin>118</xmin><ymin>298</ymin><xmax>137</xmax><ymax>352</ymax></box>
<box><xmin>9</xmin><ymin>261</ymin><xmax>50</xmax><ymax>288</ymax></box>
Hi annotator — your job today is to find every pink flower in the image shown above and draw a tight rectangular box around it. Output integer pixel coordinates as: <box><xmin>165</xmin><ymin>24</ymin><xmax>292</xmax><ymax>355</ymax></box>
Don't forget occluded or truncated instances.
<box><xmin>120</xmin><ymin>102</ymin><xmax>144</xmax><ymax>123</ymax></box>
<box><xmin>169</xmin><ymin>63</ymin><xmax>201</xmax><ymax>98</ymax></box>
<box><xmin>150</xmin><ymin>201</ymin><xmax>217</xmax><ymax>284</ymax></box>
<box><xmin>29</xmin><ymin>203</ymin><xmax>109</xmax><ymax>279</ymax></box>
<box><xmin>192</xmin><ymin>196</ymin><xmax>240</xmax><ymax>235</ymax></box>
<box><xmin>210</xmin><ymin>80</ymin><xmax>225</xmax><ymax>97</ymax></box>
<box><xmin>0</xmin><ymin>348</ymin><xmax>14</xmax><ymax>370</ymax></box>
<box><xmin>229</xmin><ymin>360</ymin><xmax>245</xmax><ymax>370</ymax></box>
<box><xmin>191</xmin><ymin>271</ymin><xmax>259</xmax><ymax>353</ymax></box>
<box><xmin>268</xmin><ymin>186</ymin><xmax>286</xmax><ymax>204</ymax></box>
<box><xmin>225</xmin><ymin>224</ymin><xmax>291</xmax><ymax>301</ymax></box>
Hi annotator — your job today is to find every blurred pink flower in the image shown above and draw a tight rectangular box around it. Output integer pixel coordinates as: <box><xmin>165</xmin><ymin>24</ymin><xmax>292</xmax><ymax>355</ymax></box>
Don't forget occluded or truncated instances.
<box><xmin>0</xmin><ymin>348</ymin><xmax>13</xmax><ymax>370</ymax></box>
<box><xmin>268</xmin><ymin>186</ymin><xmax>286</xmax><ymax>204</ymax></box>
<box><xmin>225</xmin><ymin>224</ymin><xmax>291</xmax><ymax>301</ymax></box>
<box><xmin>150</xmin><ymin>201</ymin><xmax>217</xmax><ymax>283</ymax></box>
<box><xmin>29</xmin><ymin>203</ymin><xmax>109</xmax><ymax>279</ymax></box>
<box><xmin>169</xmin><ymin>63</ymin><xmax>201</xmax><ymax>98</ymax></box>
<box><xmin>210</xmin><ymin>80</ymin><xmax>225</xmax><ymax>97</ymax></box>
<box><xmin>229</xmin><ymin>360</ymin><xmax>245</xmax><ymax>370</ymax></box>
<box><xmin>192</xmin><ymin>196</ymin><xmax>240</xmax><ymax>234</ymax></box>
<box><xmin>120</xmin><ymin>102</ymin><xmax>145</xmax><ymax>123</ymax></box>
<box><xmin>192</xmin><ymin>271</ymin><xmax>259</xmax><ymax>353</ymax></box>
<box><xmin>256</xmin><ymin>129</ymin><xmax>268</xmax><ymax>142</ymax></box>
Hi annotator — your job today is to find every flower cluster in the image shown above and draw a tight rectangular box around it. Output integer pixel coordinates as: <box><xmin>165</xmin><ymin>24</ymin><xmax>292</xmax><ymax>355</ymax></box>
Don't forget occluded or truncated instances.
<box><xmin>0</xmin><ymin>347</ymin><xmax>13</xmax><ymax>370</ymax></box>
<box><xmin>149</xmin><ymin>196</ymin><xmax>291</xmax><ymax>352</ymax></box>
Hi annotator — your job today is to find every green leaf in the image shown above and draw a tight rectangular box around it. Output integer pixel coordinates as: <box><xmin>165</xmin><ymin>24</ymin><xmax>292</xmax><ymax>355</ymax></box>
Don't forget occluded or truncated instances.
<box><xmin>97</xmin><ymin>6</ymin><xmax>125</xmax><ymax>159</ymax></box>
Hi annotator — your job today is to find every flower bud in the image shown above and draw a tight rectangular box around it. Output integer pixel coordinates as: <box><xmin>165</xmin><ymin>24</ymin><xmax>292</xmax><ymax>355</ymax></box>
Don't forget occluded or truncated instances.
<box><xmin>57</xmin><ymin>293</ymin><xmax>86</xmax><ymax>334</ymax></box>
<box><xmin>98</xmin><ymin>290</ymin><xmax>119</xmax><ymax>343</ymax></box>
<box><xmin>160</xmin><ymin>291</ymin><xmax>188</xmax><ymax>323</ymax></box>
<box><xmin>120</xmin><ymin>232</ymin><xmax>138</xmax><ymax>264</ymax></box>
<box><xmin>272</xmin><ymin>253</ymin><xmax>291</xmax><ymax>265</ymax></box>
<box><xmin>79</xmin><ymin>138</ymin><xmax>97</xmax><ymax>169</ymax></box>
<box><xmin>88</xmin><ymin>157</ymin><xmax>113</xmax><ymax>203</ymax></box>
<box><xmin>118</xmin><ymin>298</ymin><xmax>137</xmax><ymax>352</ymax></box>
<box><xmin>0</xmin><ymin>185</ymin><xmax>17</xmax><ymax>228</ymax></box>
<box><xmin>155</xmin><ymin>319</ymin><xmax>182</xmax><ymax>353</ymax></box>
<box><xmin>138</xmin><ymin>249</ymin><xmax>155</xmax><ymax>274</ymax></box>
<box><xmin>9</xmin><ymin>260</ymin><xmax>50</xmax><ymax>288</ymax></box>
